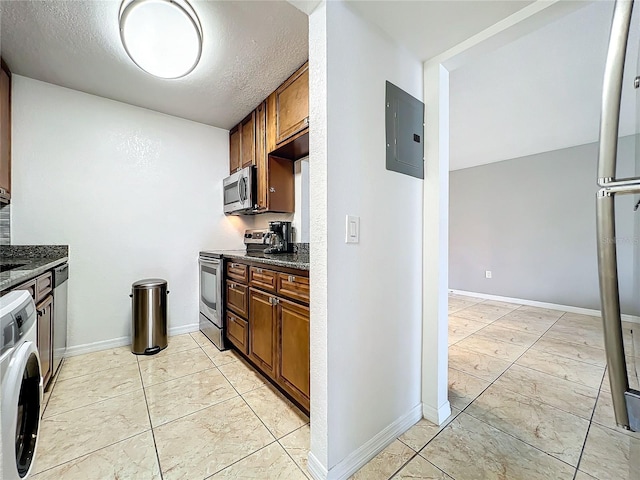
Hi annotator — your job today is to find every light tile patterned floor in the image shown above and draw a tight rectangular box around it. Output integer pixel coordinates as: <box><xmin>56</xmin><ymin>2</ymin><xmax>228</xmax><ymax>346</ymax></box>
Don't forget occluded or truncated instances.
<box><xmin>34</xmin><ymin>295</ymin><xmax>640</xmax><ymax>479</ymax></box>
<box><xmin>35</xmin><ymin>332</ymin><xmax>310</xmax><ymax>480</ymax></box>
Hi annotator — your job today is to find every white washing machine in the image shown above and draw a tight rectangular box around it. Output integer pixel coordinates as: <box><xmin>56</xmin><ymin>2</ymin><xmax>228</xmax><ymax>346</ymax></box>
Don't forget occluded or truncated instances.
<box><xmin>1</xmin><ymin>291</ymin><xmax>42</xmax><ymax>480</ymax></box>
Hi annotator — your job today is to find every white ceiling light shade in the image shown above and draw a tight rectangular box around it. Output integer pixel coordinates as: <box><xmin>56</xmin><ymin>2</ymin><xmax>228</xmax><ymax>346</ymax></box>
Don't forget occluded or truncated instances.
<box><xmin>119</xmin><ymin>0</ymin><xmax>203</xmax><ymax>79</ymax></box>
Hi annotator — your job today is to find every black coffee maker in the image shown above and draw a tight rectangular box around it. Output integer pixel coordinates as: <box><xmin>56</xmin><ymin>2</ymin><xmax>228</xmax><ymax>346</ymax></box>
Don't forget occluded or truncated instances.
<box><xmin>264</xmin><ymin>221</ymin><xmax>293</xmax><ymax>254</ymax></box>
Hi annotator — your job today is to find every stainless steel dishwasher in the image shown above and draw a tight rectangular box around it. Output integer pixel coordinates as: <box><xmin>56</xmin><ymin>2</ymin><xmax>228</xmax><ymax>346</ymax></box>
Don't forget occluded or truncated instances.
<box><xmin>52</xmin><ymin>263</ymin><xmax>68</xmax><ymax>375</ymax></box>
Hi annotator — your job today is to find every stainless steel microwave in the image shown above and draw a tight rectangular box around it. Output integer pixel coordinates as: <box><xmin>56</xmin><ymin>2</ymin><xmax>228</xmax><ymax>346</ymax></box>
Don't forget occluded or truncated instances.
<box><xmin>223</xmin><ymin>166</ymin><xmax>255</xmax><ymax>215</ymax></box>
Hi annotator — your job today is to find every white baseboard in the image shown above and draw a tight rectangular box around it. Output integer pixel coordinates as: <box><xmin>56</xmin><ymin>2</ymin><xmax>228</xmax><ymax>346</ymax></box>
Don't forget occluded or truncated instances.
<box><xmin>449</xmin><ymin>289</ymin><xmax>640</xmax><ymax>325</ymax></box>
<box><xmin>422</xmin><ymin>400</ymin><xmax>451</xmax><ymax>425</ymax></box>
<box><xmin>307</xmin><ymin>452</ymin><xmax>329</xmax><ymax>480</ymax></box>
<box><xmin>65</xmin><ymin>323</ymin><xmax>200</xmax><ymax>357</ymax></box>
<box><xmin>308</xmin><ymin>404</ymin><xmax>422</xmax><ymax>480</ymax></box>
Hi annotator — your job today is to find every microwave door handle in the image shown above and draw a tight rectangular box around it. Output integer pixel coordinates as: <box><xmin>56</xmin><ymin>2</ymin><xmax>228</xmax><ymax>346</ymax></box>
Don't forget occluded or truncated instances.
<box><xmin>239</xmin><ymin>176</ymin><xmax>247</xmax><ymax>203</ymax></box>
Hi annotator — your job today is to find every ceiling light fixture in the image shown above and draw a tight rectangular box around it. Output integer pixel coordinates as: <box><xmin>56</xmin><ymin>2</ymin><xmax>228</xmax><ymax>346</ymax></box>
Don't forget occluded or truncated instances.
<box><xmin>119</xmin><ymin>0</ymin><xmax>203</xmax><ymax>79</ymax></box>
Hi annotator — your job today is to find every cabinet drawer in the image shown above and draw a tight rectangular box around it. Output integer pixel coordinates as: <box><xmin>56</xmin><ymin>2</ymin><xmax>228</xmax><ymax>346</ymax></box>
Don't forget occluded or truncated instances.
<box><xmin>249</xmin><ymin>266</ymin><xmax>277</xmax><ymax>292</ymax></box>
<box><xmin>36</xmin><ymin>272</ymin><xmax>53</xmax><ymax>303</ymax></box>
<box><xmin>226</xmin><ymin>311</ymin><xmax>248</xmax><ymax>354</ymax></box>
<box><xmin>277</xmin><ymin>273</ymin><xmax>309</xmax><ymax>304</ymax></box>
<box><xmin>226</xmin><ymin>280</ymin><xmax>248</xmax><ymax>318</ymax></box>
<box><xmin>226</xmin><ymin>262</ymin><xmax>248</xmax><ymax>283</ymax></box>
<box><xmin>13</xmin><ymin>279</ymin><xmax>36</xmax><ymax>299</ymax></box>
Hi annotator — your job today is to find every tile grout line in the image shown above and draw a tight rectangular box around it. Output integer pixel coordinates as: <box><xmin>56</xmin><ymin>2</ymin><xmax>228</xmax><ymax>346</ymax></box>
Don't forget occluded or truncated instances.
<box><xmin>446</xmin><ymin>299</ymin><xmax>630</xmax><ymax>477</ymax></box>
<box><xmin>201</xmin><ymin>440</ymin><xmax>279</xmax><ymax>480</ymax></box>
<box><xmin>455</xmin><ymin>309</ymin><xmax>597</xmax><ymax>474</ymax></box>
<box><xmin>136</xmin><ymin>352</ymin><xmax>165</xmax><ymax>480</ymax></box>
<box><xmin>190</xmin><ymin>337</ymin><xmax>306</xmax><ymax>479</ymax></box>
<box><xmin>275</xmin><ymin>423</ymin><xmax>313</xmax><ymax>480</ymax></box>
<box><xmin>423</xmin><ymin>304</ymin><xmax>580</xmax><ymax>475</ymax></box>
<box><xmin>44</xmin><ymin>346</ymin><xmax>218</xmax><ymax>421</ymax></box>
<box><xmin>139</xmin><ymin>341</ymin><xmax>246</xmax><ymax>429</ymax></box>
<box><xmin>32</xmin><ymin>430</ymin><xmax>154</xmax><ymax>476</ymax></box>
<box><xmin>383</xmin><ymin>449</ymin><xmax>420</xmax><ymax>480</ymax></box>
<box><xmin>572</xmin><ymin>365</ymin><xmax>608</xmax><ymax>480</ymax></box>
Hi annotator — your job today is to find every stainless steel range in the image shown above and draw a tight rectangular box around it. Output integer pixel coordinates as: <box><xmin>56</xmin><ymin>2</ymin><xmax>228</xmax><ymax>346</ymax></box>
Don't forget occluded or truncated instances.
<box><xmin>198</xmin><ymin>252</ymin><xmax>224</xmax><ymax>350</ymax></box>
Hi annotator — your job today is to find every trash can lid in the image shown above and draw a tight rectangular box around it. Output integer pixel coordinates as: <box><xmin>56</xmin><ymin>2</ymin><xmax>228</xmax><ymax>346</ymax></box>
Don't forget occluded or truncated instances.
<box><xmin>132</xmin><ymin>278</ymin><xmax>167</xmax><ymax>289</ymax></box>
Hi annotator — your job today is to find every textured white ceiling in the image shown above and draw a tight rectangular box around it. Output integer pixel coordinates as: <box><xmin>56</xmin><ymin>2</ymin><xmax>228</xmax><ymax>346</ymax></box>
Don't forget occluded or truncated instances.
<box><xmin>345</xmin><ymin>0</ymin><xmax>534</xmax><ymax>62</ymax></box>
<box><xmin>0</xmin><ymin>0</ymin><xmax>308</xmax><ymax>129</ymax></box>
<box><xmin>449</xmin><ymin>1</ymin><xmax>640</xmax><ymax>170</ymax></box>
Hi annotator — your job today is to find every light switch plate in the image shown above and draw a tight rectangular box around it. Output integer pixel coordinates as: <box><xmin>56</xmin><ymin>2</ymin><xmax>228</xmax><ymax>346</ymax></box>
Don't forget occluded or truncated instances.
<box><xmin>346</xmin><ymin>215</ymin><xmax>360</xmax><ymax>243</ymax></box>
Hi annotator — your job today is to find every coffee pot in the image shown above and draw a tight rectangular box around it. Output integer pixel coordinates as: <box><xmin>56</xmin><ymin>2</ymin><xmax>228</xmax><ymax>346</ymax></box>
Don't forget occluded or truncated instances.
<box><xmin>264</xmin><ymin>221</ymin><xmax>293</xmax><ymax>254</ymax></box>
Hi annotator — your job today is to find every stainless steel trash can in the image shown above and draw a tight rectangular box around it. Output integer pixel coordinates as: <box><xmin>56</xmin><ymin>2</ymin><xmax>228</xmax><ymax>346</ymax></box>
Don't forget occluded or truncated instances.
<box><xmin>130</xmin><ymin>278</ymin><xmax>168</xmax><ymax>355</ymax></box>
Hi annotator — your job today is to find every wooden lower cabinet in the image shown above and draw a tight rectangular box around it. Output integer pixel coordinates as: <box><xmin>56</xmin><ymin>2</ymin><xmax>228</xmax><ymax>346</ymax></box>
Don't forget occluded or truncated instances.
<box><xmin>226</xmin><ymin>280</ymin><xmax>248</xmax><ymax>318</ymax></box>
<box><xmin>248</xmin><ymin>288</ymin><xmax>277</xmax><ymax>378</ymax></box>
<box><xmin>226</xmin><ymin>311</ymin><xmax>248</xmax><ymax>355</ymax></box>
<box><xmin>225</xmin><ymin>262</ymin><xmax>310</xmax><ymax>412</ymax></box>
<box><xmin>277</xmin><ymin>298</ymin><xmax>310</xmax><ymax>408</ymax></box>
<box><xmin>36</xmin><ymin>295</ymin><xmax>53</xmax><ymax>386</ymax></box>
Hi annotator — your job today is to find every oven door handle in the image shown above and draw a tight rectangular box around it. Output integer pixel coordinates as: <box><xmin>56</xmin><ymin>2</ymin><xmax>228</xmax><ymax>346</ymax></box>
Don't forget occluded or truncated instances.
<box><xmin>199</xmin><ymin>258</ymin><xmax>221</xmax><ymax>268</ymax></box>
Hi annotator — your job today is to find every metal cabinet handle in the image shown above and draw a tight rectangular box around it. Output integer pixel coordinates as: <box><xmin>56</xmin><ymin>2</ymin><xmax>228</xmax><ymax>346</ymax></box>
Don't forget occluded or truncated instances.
<box><xmin>288</xmin><ymin>275</ymin><xmax>295</xmax><ymax>282</ymax></box>
<box><xmin>256</xmin><ymin>268</ymin><xmax>263</xmax><ymax>274</ymax></box>
<box><xmin>269</xmin><ymin>297</ymin><xmax>280</xmax><ymax>305</ymax></box>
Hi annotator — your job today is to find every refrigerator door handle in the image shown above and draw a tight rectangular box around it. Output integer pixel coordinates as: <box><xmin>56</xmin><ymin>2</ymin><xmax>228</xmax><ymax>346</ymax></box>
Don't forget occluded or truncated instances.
<box><xmin>596</xmin><ymin>0</ymin><xmax>640</xmax><ymax>431</ymax></box>
<box><xmin>597</xmin><ymin>0</ymin><xmax>634</xmax><ymax>182</ymax></box>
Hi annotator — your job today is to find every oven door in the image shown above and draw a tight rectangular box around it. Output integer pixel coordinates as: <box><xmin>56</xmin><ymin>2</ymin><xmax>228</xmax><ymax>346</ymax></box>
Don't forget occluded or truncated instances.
<box><xmin>199</xmin><ymin>257</ymin><xmax>225</xmax><ymax>349</ymax></box>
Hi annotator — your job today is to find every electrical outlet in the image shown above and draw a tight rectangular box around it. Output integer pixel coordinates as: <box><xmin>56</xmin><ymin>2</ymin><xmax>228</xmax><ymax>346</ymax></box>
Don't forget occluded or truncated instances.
<box><xmin>485</xmin><ymin>270</ymin><xmax>492</xmax><ymax>279</ymax></box>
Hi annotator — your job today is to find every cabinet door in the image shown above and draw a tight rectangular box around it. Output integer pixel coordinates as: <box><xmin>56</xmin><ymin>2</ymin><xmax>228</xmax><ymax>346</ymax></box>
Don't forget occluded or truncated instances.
<box><xmin>277</xmin><ymin>273</ymin><xmax>309</xmax><ymax>304</ymax></box>
<box><xmin>277</xmin><ymin>298</ymin><xmax>310</xmax><ymax>405</ymax></box>
<box><xmin>226</xmin><ymin>280</ymin><xmax>248</xmax><ymax>318</ymax></box>
<box><xmin>226</xmin><ymin>262</ymin><xmax>248</xmax><ymax>283</ymax></box>
<box><xmin>229</xmin><ymin>124</ymin><xmax>241</xmax><ymax>174</ymax></box>
<box><xmin>249</xmin><ymin>266</ymin><xmax>277</xmax><ymax>293</ymax></box>
<box><xmin>256</xmin><ymin>101</ymin><xmax>268</xmax><ymax>210</ymax></box>
<box><xmin>0</xmin><ymin>62</ymin><xmax>10</xmax><ymax>200</ymax></box>
<box><xmin>36</xmin><ymin>271</ymin><xmax>53</xmax><ymax>304</ymax></box>
<box><xmin>37</xmin><ymin>295</ymin><xmax>53</xmax><ymax>386</ymax></box>
<box><xmin>248</xmin><ymin>288</ymin><xmax>277</xmax><ymax>377</ymax></box>
<box><xmin>226</xmin><ymin>311</ymin><xmax>248</xmax><ymax>355</ymax></box>
<box><xmin>275</xmin><ymin>62</ymin><xmax>309</xmax><ymax>145</ymax></box>
<box><xmin>240</xmin><ymin>111</ymin><xmax>256</xmax><ymax>168</ymax></box>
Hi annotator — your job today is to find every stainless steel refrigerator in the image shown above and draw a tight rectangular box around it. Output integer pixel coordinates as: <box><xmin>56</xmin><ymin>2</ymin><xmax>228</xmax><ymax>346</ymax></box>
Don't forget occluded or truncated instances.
<box><xmin>597</xmin><ymin>0</ymin><xmax>640</xmax><ymax>432</ymax></box>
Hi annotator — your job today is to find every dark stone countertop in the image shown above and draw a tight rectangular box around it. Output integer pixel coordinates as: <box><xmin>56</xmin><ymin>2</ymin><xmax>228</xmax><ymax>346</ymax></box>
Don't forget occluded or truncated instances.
<box><xmin>0</xmin><ymin>245</ymin><xmax>69</xmax><ymax>292</ymax></box>
<box><xmin>204</xmin><ymin>250</ymin><xmax>309</xmax><ymax>271</ymax></box>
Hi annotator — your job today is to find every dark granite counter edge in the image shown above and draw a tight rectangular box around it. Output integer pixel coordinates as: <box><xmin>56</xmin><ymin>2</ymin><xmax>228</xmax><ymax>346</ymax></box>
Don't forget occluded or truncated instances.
<box><xmin>1</xmin><ymin>244</ymin><xmax>69</xmax><ymax>259</ymax></box>
<box><xmin>221</xmin><ymin>253</ymin><xmax>309</xmax><ymax>271</ymax></box>
<box><xmin>0</xmin><ymin>256</ymin><xmax>69</xmax><ymax>292</ymax></box>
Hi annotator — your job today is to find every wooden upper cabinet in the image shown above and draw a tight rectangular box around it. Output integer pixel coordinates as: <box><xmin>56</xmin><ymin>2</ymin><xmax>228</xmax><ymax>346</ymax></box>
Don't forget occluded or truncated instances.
<box><xmin>256</xmin><ymin>101</ymin><xmax>268</xmax><ymax>210</ymax></box>
<box><xmin>0</xmin><ymin>59</ymin><xmax>11</xmax><ymax>202</ymax></box>
<box><xmin>240</xmin><ymin>111</ymin><xmax>256</xmax><ymax>168</ymax></box>
<box><xmin>229</xmin><ymin>124</ymin><xmax>241</xmax><ymax>174</ymax></box>
<box><xmin>256</xmin><ymin>98</ymin><xmax>294</xmax><ymax>213</ymax></box>
<box><xmin>275</xmin><ymin>62</ymin><xmax>309</xmax><ymax>145</ymax></box>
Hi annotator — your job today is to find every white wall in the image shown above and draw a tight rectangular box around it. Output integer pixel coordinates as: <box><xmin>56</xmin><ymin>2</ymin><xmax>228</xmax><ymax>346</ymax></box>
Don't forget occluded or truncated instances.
<box><xmin>309</xmin><ymin>1</ymin><xmax>424</xmax><ymax>477</ymax></box>
<box><xmin>252</xmin><ymin>156</ymin><xmax>310</xmax><ymax>243</ymax></box>
<box><xmin>11</xmin><ymin>76</ymin><xmax>249</xmax><ymax>350</ymax></box>
<box><xmin>450</xmin><ymin>1</ymin><xmax>640</xmax><ymax>170</ymax></box>
<box><xmin>450</xmin><ymin>136</ymin><xmax>639</xmax><ymax>316</ymax></box>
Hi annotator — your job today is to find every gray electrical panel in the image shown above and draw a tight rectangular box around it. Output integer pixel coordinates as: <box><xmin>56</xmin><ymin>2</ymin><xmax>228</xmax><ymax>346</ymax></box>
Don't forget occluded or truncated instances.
<box><xmin>385</xmin><ymin>81</ymin><xmax>425</xmax><ymax>179</ymax></box>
